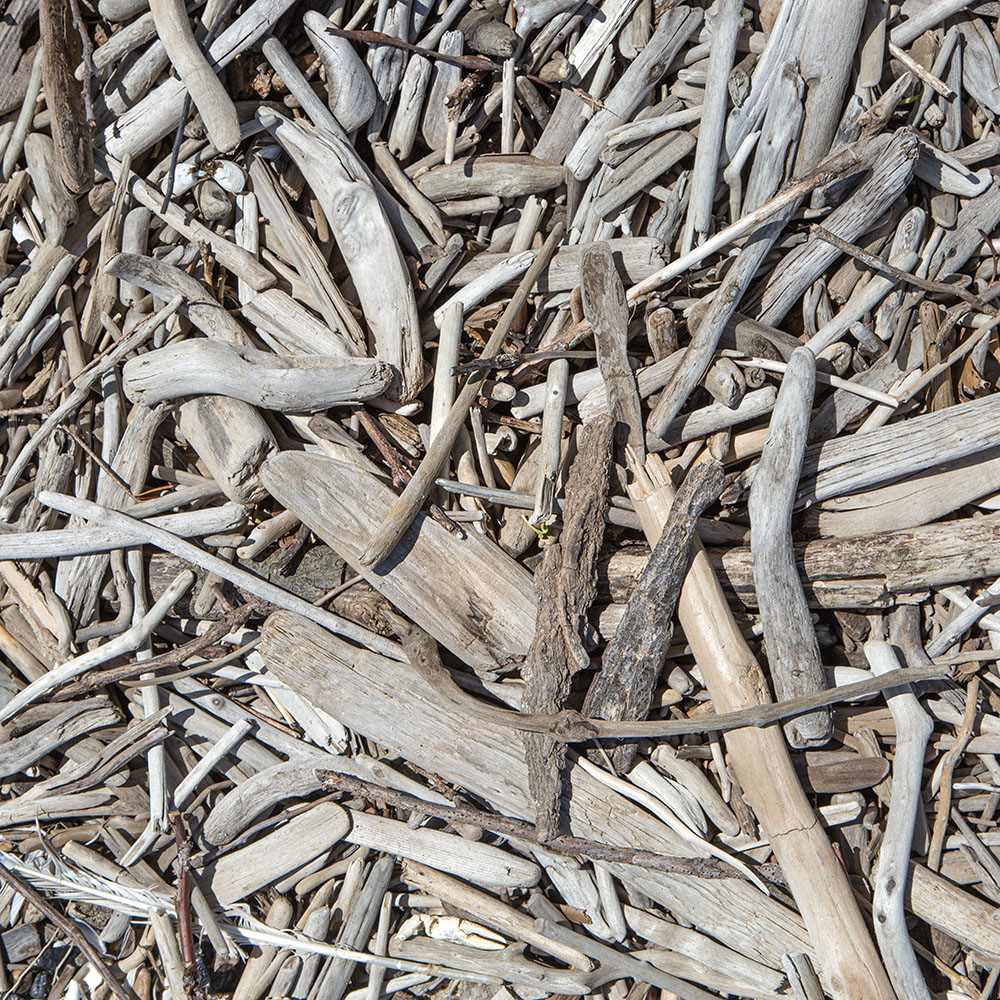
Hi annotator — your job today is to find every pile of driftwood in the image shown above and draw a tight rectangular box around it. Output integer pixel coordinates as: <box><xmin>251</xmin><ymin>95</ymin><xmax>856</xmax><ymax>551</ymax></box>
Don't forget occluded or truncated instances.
<box><xmin>5</xmin><ymin>0</ymin><xmax>1000</xmax><ymax>997</ymax></box>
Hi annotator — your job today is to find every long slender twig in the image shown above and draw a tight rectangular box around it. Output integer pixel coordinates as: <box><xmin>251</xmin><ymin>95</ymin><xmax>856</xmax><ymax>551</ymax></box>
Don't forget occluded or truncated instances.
<box><xmin>316</xmin><ymin>770</ymin><xmax>776</xmax><ymax>881</ymax></box>
<box><xmin>810</xmin><ymin>224</ymin><xmax>987</xmax><ymax>309</ymax></box>
<box><xmin>53</xmin><ymin>605</ymin><xmax>254</xmax><ymax>698</ymax></box>
<box><xmin>0</xmin><ymin>858</ymin><xmax>140</xmax><ymax>1000</ymax></box>
<box><xmin>396</xmin><ymin>623</ymin><xmax>950</xmax><ymax>740</ymax></box>
<box><xmin>323</xmin><ymin>25</ymin><xmax>498</xmax><ymax>72</ymax></box>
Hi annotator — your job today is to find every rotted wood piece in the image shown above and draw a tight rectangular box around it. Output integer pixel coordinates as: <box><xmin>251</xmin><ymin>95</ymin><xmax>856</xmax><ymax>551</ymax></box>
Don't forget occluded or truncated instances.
<box><xmin>522</xmin><ymin>414</ymin><xmax>614</xmax><ymax>841</ymax></box>
<box><xmin>39</xmin><ymin>0</ymin><xmax>93</xmax><ymax>196</ymax></box>
<box><xmin>583</xmin><ymin>459</ymin><xmax>724</xmax><ymax>771</ymax></box>
<box><xmin>582</xmin><ymin>243</ymin><xmax>644</xmax><ymax>458</ymax></box>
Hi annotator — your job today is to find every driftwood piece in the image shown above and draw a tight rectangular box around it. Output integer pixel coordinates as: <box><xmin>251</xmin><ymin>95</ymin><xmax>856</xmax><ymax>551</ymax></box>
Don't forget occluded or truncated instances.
<box><xmin>413</xmin><ymin>155</ymin><xmax>565</xmax><ymax>200</ymax></box>
<box><xmin>260</xmin><ymin>612</ymin><xmax>817</xmax><ymax>969</ymax></box>
<box><xmin>39</xmin><ymin>0</ymin><xmax>93</xmax><ymax>196</ymax></box>
<box><xmin>864</xmin><ymin>640</ymin><xmax>934</xmax><ymax>1000</ymax></box>
<box><xmin>304</xmin><ymin>11</ymin><xmax>378</xmax><ymax>132</ymax></box>
<box><xmin>582</xmin><ymin>244</ymin><xmax>643</xmax><ymax>456</ymax></box>
<box><xmin>608</xmin><ymin>513</ymin><xmax>1000</xmax><ymax>608</ymax></box>
<box><xmin>749</xmin><ymin>348</ymin><xmax>830</xmax><ymax>748</ymax></box>
<box><xmin>98</xmin><ymin>0</ymin><xmax>299</xmax><ymax>160</ymax></box>
<box><xmin>123</xmin><ymin>342</ymin><xmax>392</xmax><ymax>411</ymax></box>
<box><xmin>148</xmin><ymin>0</ymin><xmax>241</xmax><ymax>151</ymax></box>
<box><xmin>521</xmin><ymin>415</ymin><xmax>613</xmax><ymax>839</ymax></box>
<box><xmin>260</xmin><ymin>453</ymin><xmax>536</xmax><ymax>678</ymax></box>
<box><xmin>260</xmin><ymin>109</ymin><xmax>422</xmax><ymax>401</ymax></box>
<box><xmin>177</xmin><ymin>395</ymin><xmax>277</xmax><ymax>505</ymax></box>
<box><xmin>627</xmin><ymin>455</ymin><xmax>895</xmax><ymax>999</ymax></box>
<box><xmin>583</xmin><ymin>460</ymin><xmax>723</xmax><ymax>771</ymax></box>
<box><xmin>450</xmin><ymin>238</ymin><xmax>665</xmax><ymax>292</ymax></box>
<box><xmin>566</xmin><ymin>5</ymin><xmax>701</xmax><ymax>181</ymax></box>
<box><xmin>797</xmin><ymin>392</ymin><xmax>1000</xmax><ymax>505</ymax></box>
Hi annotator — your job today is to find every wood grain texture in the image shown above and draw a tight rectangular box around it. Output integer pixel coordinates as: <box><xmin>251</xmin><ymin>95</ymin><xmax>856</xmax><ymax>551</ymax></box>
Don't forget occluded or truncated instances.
<box><xmin>261</xmin><ymin>452</ymin><xmax>537</xmax><ymax>678</ymax></box>
<box><xmin>749</xmin><ymin>348</ymin><xmax>831</xmax><ymax>748</ymax></box>
<box><xmin>521</xmin><ymin>415</ymin><xmax>613</xmax><ymax>839</ymax></box>
<box><xmin>583</xmin><ymin>460</ymin><xmax>723</xmax><ymax>771</ymax></box>
<box><xmin>259</xmin><ymin>610</ymin><xmax>816</xmax><ymax>971</ymax></box>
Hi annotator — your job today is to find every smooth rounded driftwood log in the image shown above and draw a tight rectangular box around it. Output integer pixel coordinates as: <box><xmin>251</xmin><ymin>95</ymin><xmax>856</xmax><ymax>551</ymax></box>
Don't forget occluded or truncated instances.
<box><xmin>123</xmin><ymin>340</ymin><xmax>393</xmax><ymax>411</ymax></box>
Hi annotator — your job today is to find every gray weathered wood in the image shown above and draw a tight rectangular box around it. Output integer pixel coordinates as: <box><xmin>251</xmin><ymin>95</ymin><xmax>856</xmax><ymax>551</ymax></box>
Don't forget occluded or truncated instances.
<box><xmin>749</xmin><ymin>348</ymin><xmax>830</xmax><ymax>748</ymax></box>
<box><xmin>123</xmin><ymin>341</ymin><xmax>392</xmax><ymax>411</ymax></box>
<box><xmin>261</xmin><ymin>452</ymin><xmax>537</xmax><ymax>679</ymax></box>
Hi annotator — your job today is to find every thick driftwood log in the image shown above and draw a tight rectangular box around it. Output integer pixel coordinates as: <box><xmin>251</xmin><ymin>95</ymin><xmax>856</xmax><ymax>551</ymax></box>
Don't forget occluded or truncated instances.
<box><xmin>148</xmin><ymin>0</ymin><xmax>241</xmax><ymax>152</ymax></box>
<box><xmin>606</xmin><ymin>513</ymin><xmax>1000</xmax><ymax>608</ymax></box>
<box><xmin>797</xmin><ymin>392</ymin><xmax>1000</xmax><ymax>505</ymax></box>
<box><xmin>259</xmin><ymin>611</ymin><xmax>816</xmax><ymax>971</ymax></box>
<box><xmin>749</xmin><ymin>348</ymin><xmax>831</xmax><ymax>748</ymax></box>
<box><xmin>123</xmin><ymin>342</ymin><xmax>393</xmax><ymax>411</ymax></box>
<box><xmin>39</xmin><ymin>0</ymin><xmax>93</xmax><ymax>196</ymax></box>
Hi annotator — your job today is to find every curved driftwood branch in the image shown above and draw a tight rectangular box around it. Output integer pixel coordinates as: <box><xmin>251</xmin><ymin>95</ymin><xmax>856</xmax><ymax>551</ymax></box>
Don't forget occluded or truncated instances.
<box><xmin>123</xmin><ymin>341</ymin><xmax>394</xmax><ymax>411</ymax></box>
<box><xmin>148</xmin><ymin>0</ymin><xmax>241</xmax><ymax>152</ymax></box>
<box><xmin>259</xmin><ymin>108</ymin><xmax>422</xmax><ymax>401</ymax></box>
<box><xmin>304</xmin><ymin>11</ymin><xmax>377</xmax><ymax>132</ymax></box>
<box><xmin>864</xmin><ymin>640</ymin><xmax>934</xmax><ymax>1000</ymax></box>
<box><xmin>749</xmin><ymin>347</ymin><xmax>831</xmax><ymax>748</ymax></box>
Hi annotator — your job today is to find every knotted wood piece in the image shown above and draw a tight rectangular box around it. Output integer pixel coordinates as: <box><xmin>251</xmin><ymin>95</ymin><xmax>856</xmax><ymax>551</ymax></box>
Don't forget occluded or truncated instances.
<box><xmin>583</xmin><ymin>459</ymin><xmax>724</xmax><ymax>771</ymax></box>
<box><xmin>522</xmin><ymin>414</ymin><xmax>614</xmax><ymax>840</ymax></box>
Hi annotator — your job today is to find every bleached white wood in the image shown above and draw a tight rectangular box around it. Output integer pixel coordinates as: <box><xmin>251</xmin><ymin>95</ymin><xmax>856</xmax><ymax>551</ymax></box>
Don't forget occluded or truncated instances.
<box><xmin>304</xmin><ymin>11</ymin><xmax>378</xmax><ymax>132</ymax></box>
<box><xmin>99</xmin><ymin>0</ymin><xmax>300</xmax><ymax>160</ymax></box>
<box><xmin>345</xmin><ymin>811</ymin><xmax>541</xmax><ymax>889</ymax></box>
<box><xmin>123</xmin><ymin>341</ymin><xmax>393</xmax><ymax>411</ymax></box>
<box><xmin>259</xmin><ymin>108</ymin><xmax>423</xmax><ymax>401</ymax></box>
<box><xmin>148</xmin><ymin>0</ymin><xmax>242</xmax><ymax>152</ymax></box>
<box><xmin>865</xmin><ymin>641</ymin><xmax>934</xmax><ymax>1000</ymax></box>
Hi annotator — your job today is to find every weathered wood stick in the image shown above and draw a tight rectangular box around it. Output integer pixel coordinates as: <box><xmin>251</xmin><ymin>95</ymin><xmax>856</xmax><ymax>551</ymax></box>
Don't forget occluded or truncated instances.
<box><xmin>626</xmin><ymin>144</ymin><xmax>866</xmax><ymax>302</ymax></box>
<box><xmin>521</xmin><ymin>415</ymin><xmax>613</xmax><ymax>839</ymax></box>
<box><xmin>450</xmin><ymin>238</ymin><xmax>665</xmax><ymax>293</ymax></box>
<box><xmin>582</xmin><ymin>243</ymin><xmax>644</xmax><ymax>458</ymax></box>
<box><xmin>864</xmin><ymin>640</ymin><xmax>934</xmax><ymax>1000</ymax></box>
<box><xmin>0</xmin><ymin>504</ymin><xmax>244</xmax><ymax>560</ymax></box>
<box><xmin>413</xmin><ymin>155</ymin><xmax>565</xmax><ymax>200</ymax></box>
<box><xmin>610</xmin><ymin>512</ymin><xmax>1000</xmax><ymax>606</ymax></box>
<box><xmin>123</xmin><ymin>341</ymin><xmax>393</xmax><ymax>411</ymax></box>
<box><xmin>627</xmin><ymin>453</ymin><xmax>895</xmax><ymax>1000</ymax></box>
<box><xmin>149</xmin><ymin>0</ymin><xmax>241</xmax><ymax>152</ymax></box>
<box><xmin>36</xmin><ymin>492</ymin><xmax>402</xmax><ymax>659</ymax></box>
<box><xmin>680</xmin><ymin>0</ymin><xmax>739</xmax><ymax>249</ymax></box>
<box><xmin>358</xmin><ymin>221</ymin><xmax>565</xmax><ymax>570</ymax></box>
<box><xmin>583</xmin><ymin>460</ymin><xmax>723</xmax><ymax>771</ymax></box>
<box><xmin>749</xmin><ymin>348</ymin><xmax>830</xmax><ymax>748</ymax></box>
